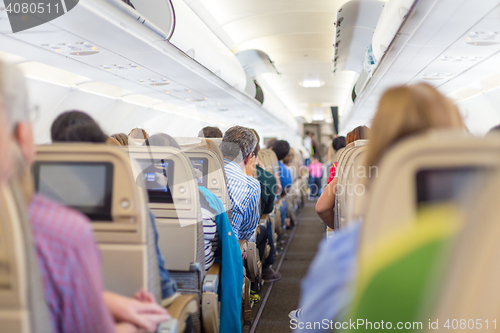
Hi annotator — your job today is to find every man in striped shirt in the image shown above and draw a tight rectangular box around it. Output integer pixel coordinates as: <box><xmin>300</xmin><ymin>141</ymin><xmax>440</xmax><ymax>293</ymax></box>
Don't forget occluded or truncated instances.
<box><xmin>221</xmin><ymin>126</ymin><xmax>281</xmax><ymax>281</ymax></box>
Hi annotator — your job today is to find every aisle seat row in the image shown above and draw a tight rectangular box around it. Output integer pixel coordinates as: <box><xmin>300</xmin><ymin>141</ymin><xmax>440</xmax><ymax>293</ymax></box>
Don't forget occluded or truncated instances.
<box><xmin>32</xmin><ymin>137</ymin><xmax>287</xmax><ymax>332</ymax></box>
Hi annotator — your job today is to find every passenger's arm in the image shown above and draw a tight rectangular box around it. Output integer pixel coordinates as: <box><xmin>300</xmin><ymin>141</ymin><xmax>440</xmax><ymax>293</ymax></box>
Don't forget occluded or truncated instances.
<box><xmin>115</xmin><ymin>323</ymin><xmax>139</xmax><ymax>333</ymax></box>
<box><xmin>104</xmin><ymin>291</ymin><xmax>170</xmax><ymax>332</ymax></box>
<box><xmin>62</xmin><ymin>220</ymin><xmax>117</xmax><ymax>333</ymax></box>
<box><xmin>315</xmin><ymin>178</ymin><xmax>337</xmax><ymax>229</ymax></box>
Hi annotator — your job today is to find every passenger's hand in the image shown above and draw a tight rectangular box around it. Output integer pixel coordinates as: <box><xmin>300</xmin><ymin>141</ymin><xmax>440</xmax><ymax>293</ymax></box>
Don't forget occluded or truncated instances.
<box><xmin>115</xmin><ymin>322</ymin><xmax>139</xmax><ymax>333</ymax></box>
<box><xmin>134</xmin><ymin>288</ymin><xmax>155</xmax><ymax>303</ymax></box>
<box><xmin>104</xmin><ymin>291</ymin><xmax>171</xmax><ymax>332</ymax></box>
<box><xmin>242</xmin><ymin>251</ymin><xmax>247</xmax><ymax>261</ymax></box>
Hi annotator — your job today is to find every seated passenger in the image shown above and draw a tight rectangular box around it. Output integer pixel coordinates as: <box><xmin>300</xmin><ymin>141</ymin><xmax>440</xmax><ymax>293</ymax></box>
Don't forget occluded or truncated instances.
<box><xmin>246</xmin><ymin>129</ymin><xmax>281</xmax><ymax>282</ymax></box>
<box><xmin>220</xmin><ymin>126</ymin><xmax>281</xmax><ymax>282</ymax></box>
<box><xmin>143</xmin><ymin>133</ymin><xmax>243</xmax><ymax>332</ymax></box>
<box><xmin>316</xmin><ymin>126</ymin><xmax>368</xmax><ymax>229</ymax></box>
<box><xmin>292</xmin><ymin>83</ymin><xmax>464</xmax><ymax>332</ymax></box>
<box><xmin>272</xmin><ymin>140</ymin><xmax>292</xmax><ymax>190</ymax></box>
<box><xmin>111</xmin><ymin>133</ymin><xmax>129</xmax><ymax>145</ymax></box>
<box><xmin>50</xmin><ymin>111</ymin><xmax>178</xmax><ymax>300</ymax></box>
<box><xmin>2</xmin><ymin>62</ymin><xmax>169</xmax><ymax>333</ymax></box>
<box><xmin>327</xmin><ymin>136</ymin><xmax>346</xmax><ymax>184</ymax></box>
<box><xmin>198</xmin><ymin>126</ymin><xmax>223</xmax><ymax>138</ymax></box>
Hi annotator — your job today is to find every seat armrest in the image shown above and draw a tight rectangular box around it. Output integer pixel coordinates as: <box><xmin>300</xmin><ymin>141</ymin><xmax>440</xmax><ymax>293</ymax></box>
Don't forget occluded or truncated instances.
<box><xmin>203</xmin><ymin>262</ymin><xmax>220</xmax><ymax>293</ymax></box>
<box><xmin>206</xmin><ymin>262</ymin><xmax>221</xmax><ymax>276</ymax></box>
<box><xmin>238</xmin><ymin>239</ymin><xmax>248</xmax><ymax>255</ymax></box>
<box><xmin>157</xmin><ymin>319</ymin><xmax>179</xmax><ymax>333</ymax></box>
<box><xmin>165</xmin><ymin>294</ymin><xmax>198</xmax><ymax>320</ymax></box>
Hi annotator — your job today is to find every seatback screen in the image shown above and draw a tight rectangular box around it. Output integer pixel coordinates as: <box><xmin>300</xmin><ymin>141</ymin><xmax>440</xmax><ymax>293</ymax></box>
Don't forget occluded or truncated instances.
<box><xmin>189</xmin><ymin>157</ymin><xmax>208</xmax><ymax>187</ymax></box>
<box><xmin>416</xmin><ymin>167</ymin><xmax>482</xmax><ymax>205</ymax></box>
<box><xmin>33</xmin><ymin>162</ymin><xmax>114</xmax><ymax>221</ymax></box>
<box><xmin>136</xmin><ymin>159</ymin><xmax>174</xmax><ymax>203</ymax></box>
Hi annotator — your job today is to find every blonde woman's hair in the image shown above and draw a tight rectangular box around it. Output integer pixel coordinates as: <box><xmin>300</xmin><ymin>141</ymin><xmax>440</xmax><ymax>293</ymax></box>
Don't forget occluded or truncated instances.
<box><xmin>365</xmin><ymin>83</ymin><xmax>464</xmax><ymax>170</ymax></box>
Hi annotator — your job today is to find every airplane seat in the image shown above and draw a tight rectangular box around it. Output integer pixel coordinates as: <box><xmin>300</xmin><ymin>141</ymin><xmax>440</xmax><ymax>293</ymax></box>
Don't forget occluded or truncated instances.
<box><xmin>333</xmin><ymin>143</ymin><xmax>362</xmax><ymax>230</ymax></box>
<box><xmin>175</xmin><ymin>138</ymin><xmax>231</xmax><ymax>220</ymax></box>
<box><xmin>34</xmin><ymin>144</ymin><xmax>199</xmax><ymax>333</ymax></box>
<box><xmin>340</xmin><ymin>141</ymin><xmax>368</xmax><ymax>228</ymax></box>
<box><xmin>360</xmin><ymin>131</ymin><xmax>500</xmax><ymax>250</ymax></box>
<box><xmin>126</xmin><ymin>145</ymin><xmax>216</xmax><ymax>332</ymax></box>
<box><xmin>0</xmin><ymin>178</ymin><xmax>52</xmax><ymax>333</ymax></box>
<box><xmin>427</xmin><ymin>167</ymin><xmax>500</xmax><ymax>326</ymax></box>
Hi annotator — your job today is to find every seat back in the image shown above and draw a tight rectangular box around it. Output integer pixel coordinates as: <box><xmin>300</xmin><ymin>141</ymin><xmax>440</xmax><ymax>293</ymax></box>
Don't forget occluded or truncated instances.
<box><xmin>361</xmin><ymin>131</ymin><xmax>500</xmax><ymax>249</ymax></box>
<box><xmin>334</xmin><ymin>140</ymin><xmax>368</xmax><ymax>229</ymax></box>
<box><xmin>34</xmin><ymin>144</ymin><xmax>162</xmax><ymax>300</ymax></box>
<box><xmin>126</xmin><ymin>146</ymin><xmax>204</xmax><ymax>295</ymax></box>
<box><xmin>175</xmin><ymin>138</ymin><xmax>230</xmax><ymax>215</ymax></box>
<box><xmin>0</xmin><ymin>178</ymin><xmax>52</xmax><ymax>333</ymax></box>
<box><xmin>428</xmin><ymin>167</ymin><xmax>500</xmax><ymax>326</ymax></box>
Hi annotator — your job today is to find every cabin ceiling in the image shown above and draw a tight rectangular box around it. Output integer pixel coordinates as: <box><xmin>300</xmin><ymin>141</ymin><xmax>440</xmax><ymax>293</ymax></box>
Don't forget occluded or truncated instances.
<box><xmin>194</xmin><ymin>0</ymin><xmax>363</xmax><ymax>121</ymax></box>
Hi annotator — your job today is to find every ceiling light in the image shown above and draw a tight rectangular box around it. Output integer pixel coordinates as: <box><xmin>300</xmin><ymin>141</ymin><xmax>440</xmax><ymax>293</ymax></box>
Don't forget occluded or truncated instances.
<box><xmin>301</xmin><ymin>79</ymin><xmax>323</xmax><ymax>88</ymax></box>
<box><xmin>150</xmin><ymin>82</ymin><xmax>170</xmax><ymax>86</ymax></box>
<box><xmin>312</xmin><ymin>114</ymin><xmax>324</xmax><ymax>121</ymax></box>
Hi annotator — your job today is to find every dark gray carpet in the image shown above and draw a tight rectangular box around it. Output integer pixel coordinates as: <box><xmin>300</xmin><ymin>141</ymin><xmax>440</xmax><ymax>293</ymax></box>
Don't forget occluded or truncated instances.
<box><xmin>244</xmin><ymin>201</ymin><xmax>326</xmax><ymax>333</ymax></box>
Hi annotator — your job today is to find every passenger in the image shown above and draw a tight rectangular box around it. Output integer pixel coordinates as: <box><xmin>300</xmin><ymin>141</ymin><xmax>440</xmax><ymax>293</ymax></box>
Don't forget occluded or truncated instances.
<box><xmin>272</xmin><ymin>140</ymin><xmax>293</xmax><ymax>191</ymax></box>
<box><xmin>112</xmin><ymin>133</ymin><xmax>129</xmax><ymax>146</ymax></box>
<box><xmin>246</xmin><ymin>129</ymin><xmax>280</xmax><ymax>282</ymax></box>
<box><xmin>143</xmin><ymin>133</ymin><xmax>219</xmax><ymax>271</ymax></box>
<box><xmin>265</xmin><ymin>138</ymin><xmax>277</xmax><ymax>149</ymax></box>
<box><xmin>262</xmin><ymin>137</ymin><xmax>282</xmax><ymax>195</ymax></box>
<box><xmin>303</xmin><ymin>131</ymin><xmax>313</xmax><ymax>166</ymax></box>
<box><xmin>107</xmin><ymin>136</ymin><xmax>121</xmax><ymax>146</ymax></box>
<box><xmin>221</xmin><ymin>126</ymin><xmax>281</xmax><ymax>281</ymax></box>
<box><xmin>326</xmin><ymin>136</ymin><xmax>346</xmax><ymax>184</ymax></box>
<box><xmin>316</xmin><ymin>126</ymin><xmax>368</xmax><ymax>228</ymax></box>
<box><xmin>50</xmin><ymin>111</ymin><xmax>107</xmax><ymax>143</ymax></box>
<box><xmin>198</xmin><ymin>126</ymin><xmax>223</xmax><ymax>138</ymax></box>
<box><xmin>2</xmin><ymin>62</ymin><xmax>169</xmax><ymax>333</ymax></box>
<box><xmin>50</xmin><ymin>110</ymin><xmax>106</xmax><ymax>142</ymax></box>
<box><xmin>129</xmin><ymin>128</ymin><xmax>149</xmax><ymax>146</ymax></box>
<box><xmin>144</xmin><ymin>133</ymin><xmax>243</xmax><ymax>332</ymax></box>
<box><xmin>292</xmin><ymin>83</ymin><xmax>464</xmax><ymax>332</ymax></box>
<box><xmin>308</xmin><ymin>155</ymin><xmax>323</xmax><ymax>199</ymax></box>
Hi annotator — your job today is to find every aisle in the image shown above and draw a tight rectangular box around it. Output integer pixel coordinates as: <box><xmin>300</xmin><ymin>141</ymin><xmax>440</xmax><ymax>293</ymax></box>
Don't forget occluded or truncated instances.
<box><xmin>250</xmin><ymin>201</ymin><xmax>326</xmax><ymax>333</ymax></box>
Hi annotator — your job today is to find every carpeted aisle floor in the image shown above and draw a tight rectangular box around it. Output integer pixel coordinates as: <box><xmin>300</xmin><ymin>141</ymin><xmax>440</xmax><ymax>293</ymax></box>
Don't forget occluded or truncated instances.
<box><xmin>251</xmin><ymin>201</ymin><xmax>326</xmax><ymax>333</ymax></box>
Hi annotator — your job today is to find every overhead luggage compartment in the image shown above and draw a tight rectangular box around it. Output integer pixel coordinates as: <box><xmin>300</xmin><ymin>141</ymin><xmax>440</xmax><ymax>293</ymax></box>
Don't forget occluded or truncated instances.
<box><xmin>371</xmin><ymin>0</ymin><xmax>417</xmax><ymax>62</ymax></box>
<box><xmin>168</xmin><ymin>0</ymin><xmax>247</xmax><ymax>91</ymax></box>
<box><xmin>333</xmin><ymin>0</ymin><xmax>385</xmax><ymax>74</ymax></box>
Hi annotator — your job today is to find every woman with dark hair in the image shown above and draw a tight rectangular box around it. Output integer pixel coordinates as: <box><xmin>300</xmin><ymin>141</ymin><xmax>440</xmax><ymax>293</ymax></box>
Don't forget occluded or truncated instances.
<box><xmin>51</xmin><ymin>110</ymin><xmax>107</xmax><ymax>143</ymax></box>
<box><xmin>326</xmin><ymin>136</ymin><xmax>347</xmax><ymax>184</ymax></box>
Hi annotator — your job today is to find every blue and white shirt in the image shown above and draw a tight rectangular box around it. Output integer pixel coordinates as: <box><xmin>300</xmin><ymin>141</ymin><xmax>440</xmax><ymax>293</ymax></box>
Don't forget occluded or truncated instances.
<box><xmin>224</xmin><ymin>159</ymin><xmax>261</xmax><ymax>241</ymax></box>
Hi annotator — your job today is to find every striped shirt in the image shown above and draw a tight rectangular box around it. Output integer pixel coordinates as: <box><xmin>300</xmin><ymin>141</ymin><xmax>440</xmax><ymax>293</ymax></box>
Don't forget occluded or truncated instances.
<box><xmin>224</xmin><ymin>159</ymin><xmax>261</xmax><ymax>241</ymax></box>
<box><xmin>201</xmin><ymin>206</ymin><xmax>219</xmax><ymax>270</ymax></box>
<box><xmin>29</xmin><ymin>195</ymin><xmax>115</xmax><ymax>333</ymax></box>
